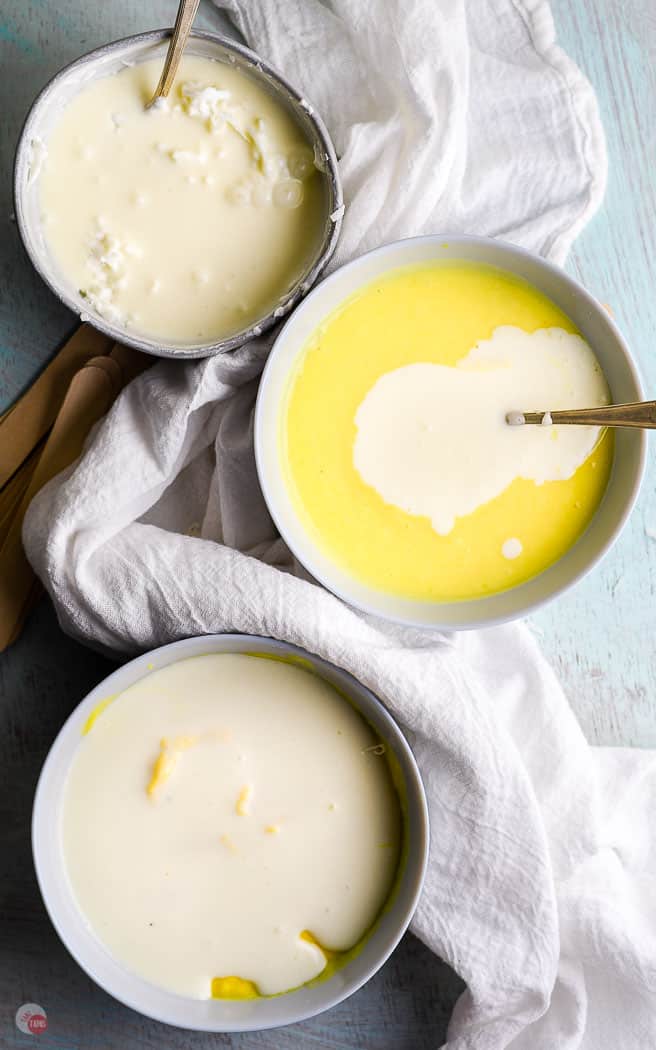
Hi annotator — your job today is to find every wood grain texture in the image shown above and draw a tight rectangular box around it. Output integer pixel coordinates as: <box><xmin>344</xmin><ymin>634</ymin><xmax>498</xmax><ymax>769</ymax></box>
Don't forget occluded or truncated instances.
<box><xmin>0</xmin><ymin>0</ymin><xmax>653</xmax><ymax>1046</ymax></box>
<box><xmin>533</xmin><ymin>0</ymin><xmax>656</xmax><ymax>748</ymax></box>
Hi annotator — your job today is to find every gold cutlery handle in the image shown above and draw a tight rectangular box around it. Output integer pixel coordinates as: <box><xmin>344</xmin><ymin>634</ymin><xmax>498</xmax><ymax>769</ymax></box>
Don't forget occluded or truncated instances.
<box><xmin>509</xmin><ymin>401</ymin><xmax>656</xmax><ymax>428</ymax></box>
<box><xmin>150</xmin><ymin>0</ymin><xmax>201</xmax><ymax>105</ymax></box>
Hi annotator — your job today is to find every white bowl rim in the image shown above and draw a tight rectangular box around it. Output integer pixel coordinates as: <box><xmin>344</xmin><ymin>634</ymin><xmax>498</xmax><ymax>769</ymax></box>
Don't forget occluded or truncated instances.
<box><xmin>13</xmin><ymin>28</ymin><xmax>343</xmax><ymax>360</ymax></box>
<box><xmin>32</xmin><ymin>633</ymin><xmax>429</xmax><ymax>1032</ymax></box>
<box><xmin>254</xmin><ymin>232</ymin><xmax>647</xmax><ymax>631</ymax></box>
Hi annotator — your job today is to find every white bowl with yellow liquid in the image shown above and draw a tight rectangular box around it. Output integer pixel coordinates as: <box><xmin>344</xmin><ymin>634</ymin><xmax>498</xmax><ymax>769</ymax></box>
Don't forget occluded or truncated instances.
<box><xmin>255</xmin><ymin>235</ymin><xmax>646</xmax><ymax>629</ymax></box>
<box><xmin>32</xmin><ymin>634</ymin><xmax>428</xmax><ymax>1032</ymax></box>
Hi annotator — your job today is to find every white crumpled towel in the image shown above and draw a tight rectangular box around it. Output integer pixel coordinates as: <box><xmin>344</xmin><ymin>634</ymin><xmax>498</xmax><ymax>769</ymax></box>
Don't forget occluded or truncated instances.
<box><xmin>24</xmin><ymin>1</ymin><xmax>656</xmax><ymax>1047</ymax></box>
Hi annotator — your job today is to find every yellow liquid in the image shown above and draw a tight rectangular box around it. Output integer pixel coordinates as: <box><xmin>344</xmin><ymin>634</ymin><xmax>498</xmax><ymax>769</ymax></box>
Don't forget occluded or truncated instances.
<box><xmin>282</xmin><ymin>262</ymin><xmax>613</xmax><ymax>602</ymax></box>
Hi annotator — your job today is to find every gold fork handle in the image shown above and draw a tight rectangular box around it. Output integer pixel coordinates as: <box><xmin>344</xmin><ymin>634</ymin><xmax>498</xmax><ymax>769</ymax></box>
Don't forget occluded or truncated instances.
<box><xmin>518</xmin><ymin>401</ymin><xmax>656</xmax><ymax>428</ymax></box>
<box><xmin>150</xmin><ymin>0</ymin><xmax>201</xmax><ymax>104</ymax></box>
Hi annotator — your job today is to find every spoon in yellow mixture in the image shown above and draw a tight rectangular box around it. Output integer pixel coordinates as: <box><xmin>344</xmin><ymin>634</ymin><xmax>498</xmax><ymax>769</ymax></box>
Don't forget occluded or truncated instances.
<box><xmin>148</xmin><ymin>0</ymin><xmax>201</xmax><ymax>108</ymax></box>
<box><xmin>506</xmin><ymin>401</ymin><xmax>656</xmax><ymax>429</ymax></box>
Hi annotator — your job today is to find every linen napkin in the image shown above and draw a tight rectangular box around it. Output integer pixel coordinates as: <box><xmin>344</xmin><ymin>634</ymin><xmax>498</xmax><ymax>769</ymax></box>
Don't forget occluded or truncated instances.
<box><xmin>23</xmin><ymin>0</ymin><xmax>656</xmax><ymax>1047</ymax></box>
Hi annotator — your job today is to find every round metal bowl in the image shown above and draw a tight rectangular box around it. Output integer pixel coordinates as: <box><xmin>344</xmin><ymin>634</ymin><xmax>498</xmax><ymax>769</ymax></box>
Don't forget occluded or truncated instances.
<box><xmin>32</xmin><ymin>633</ymin><xmax>429</xmax><ymax>1032</ymax></box>
<box><xmin>14</xmin><ymin>30</ymin><xmax>343</xmax><ymax>359</ymax></box>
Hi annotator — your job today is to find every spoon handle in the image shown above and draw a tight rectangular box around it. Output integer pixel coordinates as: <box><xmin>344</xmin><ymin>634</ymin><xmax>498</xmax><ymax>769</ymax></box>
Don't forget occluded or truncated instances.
<box><xmin>150</xmin><ymin>0</ymin><xmax>201</xmax><ymax>104</ymax></box>
<box><xmin>510</xmin><ymin>401</ymin><xmax>656</xmax><ymax>429</ymax></box>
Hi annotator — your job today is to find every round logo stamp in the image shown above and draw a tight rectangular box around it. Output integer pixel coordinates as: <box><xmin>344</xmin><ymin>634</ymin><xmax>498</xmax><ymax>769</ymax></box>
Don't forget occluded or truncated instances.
<box><xmin>15</xmin><ymin>1004</ymin><xmax>48</xmax><ymax>1036</ymax></box>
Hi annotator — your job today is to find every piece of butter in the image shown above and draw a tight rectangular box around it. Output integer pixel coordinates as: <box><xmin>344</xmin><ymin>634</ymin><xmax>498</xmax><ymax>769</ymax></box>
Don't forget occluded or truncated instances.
<box><xmin>211</xmin><ymin>976</ymin><xmax>260</xmax><ymax>999</ymax></box>
<box><xmin>235</xmin><ymin>784</ymin><xmax>253</xmax><ymax>816</ymax></box>
<box><xmin>147</xmin><ymin>735</ymin><xmax>197</xmax><ymax>797</ymax></box>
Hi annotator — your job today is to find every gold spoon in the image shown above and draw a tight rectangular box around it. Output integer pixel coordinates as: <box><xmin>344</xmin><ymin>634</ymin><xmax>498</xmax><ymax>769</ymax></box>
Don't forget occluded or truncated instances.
<box><xmin>506</xmin><ymin>401</ymin><xmax>656</xmax><ymax>429</ymax></box>
<box><xmin>148</xmin><ymin>0</ymin><xmax>201</xmax><ymax>108</ymax></box>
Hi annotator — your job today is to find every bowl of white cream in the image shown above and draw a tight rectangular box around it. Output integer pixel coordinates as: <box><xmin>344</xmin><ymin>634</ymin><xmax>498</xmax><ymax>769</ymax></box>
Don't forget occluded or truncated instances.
<box><xmin>14</xmin><ymin>30</ymin><xmax>342</xmax><ymax>358</ymax></box>
<box><xmin>255</xmin><ymin>234</ymin><xmax>646</xmax><ymax>629</ymax></box>
<box><xmin>32</xmin><ymin>634</ymin><xmax>428</xmax><ymax>1031</ymax></box>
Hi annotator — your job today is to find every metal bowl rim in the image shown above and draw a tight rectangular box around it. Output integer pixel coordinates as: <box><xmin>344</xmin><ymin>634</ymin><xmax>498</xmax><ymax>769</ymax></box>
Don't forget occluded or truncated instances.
<box><xmin>13</xmin><ymin>28</ymin><xmax>343</xmax><ymax>360</ymax></box>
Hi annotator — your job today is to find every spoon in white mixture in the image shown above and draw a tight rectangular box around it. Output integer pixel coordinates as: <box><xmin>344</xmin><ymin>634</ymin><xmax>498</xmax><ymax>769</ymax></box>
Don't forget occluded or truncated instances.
<box><xmin>148</xmin><ymin>0</ymin><xmax>201</xmax><ymax>108</ymax></box>
<box><xmin>506</xmin><ymin>401</ymin><xmax>656</xmax><ymax>429</ymax></box>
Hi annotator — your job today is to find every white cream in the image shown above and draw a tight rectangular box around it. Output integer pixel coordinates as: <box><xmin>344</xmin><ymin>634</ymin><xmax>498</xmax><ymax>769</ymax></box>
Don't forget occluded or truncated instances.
<box><xmin>62</xmin><ymin>654</ymin><xmax>400</xmax><ymax>998</ymax></box>
<box><xmin>353</xmin><ymin>326</ymin><xmax>609</xmax><ymax>536</ymax></box>
<box><xmin>37</xmin><ymin>57</ymin><xmax>326</xmax><ymax>343</ymax></box>
<box><xmin>502</xmin><ymin>538</ymin><xmax>523</xmax><ymax>560</ymax></box>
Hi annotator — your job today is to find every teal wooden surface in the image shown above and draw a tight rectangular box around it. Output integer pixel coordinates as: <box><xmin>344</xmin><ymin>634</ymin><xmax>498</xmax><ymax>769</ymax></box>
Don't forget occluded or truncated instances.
<box><xmin>0</xmin><ymin>1</ymin><xmax>654</xmax><ymax>1047</ymax></box>
<box><xmin>533</xmin><ymin>0</ymin><xmax>656</xmax><ymax>747</ymax></box>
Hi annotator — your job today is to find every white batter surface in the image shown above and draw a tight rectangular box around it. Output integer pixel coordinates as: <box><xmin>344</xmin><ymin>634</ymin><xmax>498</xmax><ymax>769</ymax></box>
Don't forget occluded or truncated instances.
<box><xmin>353</xmin><ymin>326</ymin><xmax>610</xmax><ymax>536</ymax></box>
<box><xmin>38</xmin><ymin>56</ymin><xmax>326</xmax><ymax>342</ymax></box>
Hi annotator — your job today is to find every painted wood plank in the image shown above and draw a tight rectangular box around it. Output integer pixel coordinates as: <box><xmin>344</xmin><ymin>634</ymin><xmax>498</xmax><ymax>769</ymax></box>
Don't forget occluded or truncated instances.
<box><xmin>535</xmin><ymin>0</ymin><xmax>656</xmax><ymax>748</ymax></box>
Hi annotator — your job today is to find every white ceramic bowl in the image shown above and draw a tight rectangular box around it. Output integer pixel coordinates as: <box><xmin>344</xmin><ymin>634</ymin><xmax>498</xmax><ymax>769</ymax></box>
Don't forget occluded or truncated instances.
<box><xmin>14</xmin><ymin>30</ymin><xmax>342</xmax><ymax>359</ymax></box>
<box><xmin>255</xmin><ymin>234</ymin><xmax>646</xmax><ymax>630</ymax></box>
<box><xmin>32</xmin><ymin>634</ymin><xmax>429</xmax><ymax>1032</ymax></box>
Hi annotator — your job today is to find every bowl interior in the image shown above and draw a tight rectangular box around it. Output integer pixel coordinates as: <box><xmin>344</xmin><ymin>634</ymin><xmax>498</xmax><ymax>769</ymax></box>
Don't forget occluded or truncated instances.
<box><xmin>255</xmin><ymin>235</ymin><xmax>646</xmax><ymax>629</ymax></box>
<box><xmin>32</xmin><ymin>634</ymin><xmax>428</xmax><ymax>1032</ymax></box>
<box><xmin>14</xmin><ymin>30</ymin><xmax>342</xmax><ymax>359</ymax></box>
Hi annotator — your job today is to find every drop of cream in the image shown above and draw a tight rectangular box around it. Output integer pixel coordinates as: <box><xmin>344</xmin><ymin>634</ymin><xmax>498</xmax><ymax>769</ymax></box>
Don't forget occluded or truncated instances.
<box><xmin>502</xmin><ymin>538</ymin><xmax>523</xmax><ymax>560</ymax></box>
